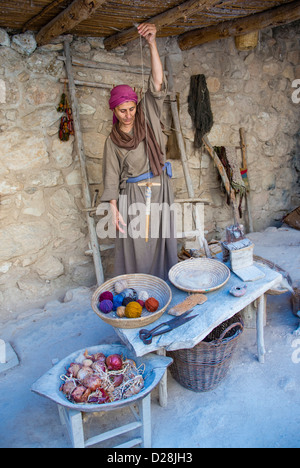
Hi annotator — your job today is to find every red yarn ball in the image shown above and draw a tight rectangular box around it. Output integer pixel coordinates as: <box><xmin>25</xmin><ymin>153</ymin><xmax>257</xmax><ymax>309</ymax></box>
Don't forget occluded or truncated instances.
<box><xmin>99</xmin><ymin>290</ymin><xmax>113</xmax><ymax>302</ymax></box>
<box><xmin>136</xmin><ymin>299</ymin><xmax>145</xmax><ymax>308</ymax></box>
<box><xmin>145</xmin><ymin>297</ymin><xmax>159</xmax><ymax>313</ymax></box>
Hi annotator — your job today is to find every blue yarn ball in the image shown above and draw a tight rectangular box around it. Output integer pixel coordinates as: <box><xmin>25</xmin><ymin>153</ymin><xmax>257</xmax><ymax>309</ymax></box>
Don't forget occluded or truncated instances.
<box><xmin>113</xmin><ymin>293</ymin><xmax>125</xmax><ymax>311</ymax></box>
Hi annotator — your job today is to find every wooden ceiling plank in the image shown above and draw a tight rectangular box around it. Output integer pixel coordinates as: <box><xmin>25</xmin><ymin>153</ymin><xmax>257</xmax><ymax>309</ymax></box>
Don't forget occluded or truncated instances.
<box><xmin>103</xmin><ymin>0</ymin><xmax>224</xmax><ymax>50</ymax></box>
<box><xmin>36</xmin><ymin>0</ymin><xmax>108</xmax><ymax>46</ymax></box>
<box><xmin>178</xmin><ymin>0</ymin><xmax>300</xmax><ymax>49</ymax></box>
<box><xmin>22</xmin><ymin>0</ymin><xmax>68</xmax><ymax>33</ymax></box>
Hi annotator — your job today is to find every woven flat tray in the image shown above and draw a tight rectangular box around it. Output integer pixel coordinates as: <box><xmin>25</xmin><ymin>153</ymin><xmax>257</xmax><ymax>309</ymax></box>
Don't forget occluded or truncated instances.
<box><xmin>91</xmin><ymin>274</ymin><xmax>172</xmax><ymax>329</ymax></box>
<box><xmin>168</xmin><ymin>258</ymin><xmax>230</xmax><ymax>293</ymax></box>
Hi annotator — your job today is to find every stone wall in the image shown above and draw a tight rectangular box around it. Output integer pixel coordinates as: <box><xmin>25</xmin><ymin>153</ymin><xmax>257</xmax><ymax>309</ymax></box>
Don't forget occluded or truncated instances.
<box><xmin>0</xmin><ymin>22</ymin><xmax>299</xmax><ymax>320</ymax></box>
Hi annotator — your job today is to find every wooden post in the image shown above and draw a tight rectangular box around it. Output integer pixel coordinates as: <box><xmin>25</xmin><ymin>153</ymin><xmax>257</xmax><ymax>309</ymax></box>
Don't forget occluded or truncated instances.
<box><xmin>257</xmin><ymin>294</ymin><xmax>266</xmax><ymax>364</ymax></box>
<box><xmin>138</xmin><ymin>394</ymin><xmax>152</xmax><ymax>448</ymax></box>
<box><xmin>64</xmin><ymin>39</ymin><xmax>104</xmax><ymax>286</ymax></box>
<box><xmin>165</xmin><ymin>56</ymin><xmax>212</xmax><ymax>258</ymax></box>
<box><xmin>0</xmin><ymin>339</ymin><xmax>6</xmax><ymax>364</ymax></box>
<box><xmin>239</xmin><ymin>128</ymin><xmax>253</xmax><ymax>233</ymax></box>
<box><xmin>156</xmin><ymin>348</ymin><xmax>168</xmax><ymax>408</ymax></box>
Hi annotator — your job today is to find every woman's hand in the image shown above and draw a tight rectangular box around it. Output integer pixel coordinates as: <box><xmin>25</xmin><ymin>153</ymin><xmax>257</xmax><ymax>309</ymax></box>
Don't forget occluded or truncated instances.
<box><xmin>110</xmin><ymin>200</ymin><xmax>126</xmax><ymax>234</ymax></box>
<box><xmin>137</xmin><ymin>23</ymin><xmax>163</xmax><ymax>92</ymax></box>
<box><xmin>137</xmin><ymin>23</ymin><xmax>157</xmax><ymax>45</ymax></box>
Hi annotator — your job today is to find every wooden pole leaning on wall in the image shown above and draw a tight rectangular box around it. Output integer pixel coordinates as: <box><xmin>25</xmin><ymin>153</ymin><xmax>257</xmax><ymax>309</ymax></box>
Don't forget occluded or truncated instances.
<box><xmin>165</xmin><ymin>56</ymin><xmax>212</xmax><ymax>258</ymax></box>
<box><xmin>63</xmin><ymin>39</ymin><xmax>104</xmax><ymax>286</ymax></box>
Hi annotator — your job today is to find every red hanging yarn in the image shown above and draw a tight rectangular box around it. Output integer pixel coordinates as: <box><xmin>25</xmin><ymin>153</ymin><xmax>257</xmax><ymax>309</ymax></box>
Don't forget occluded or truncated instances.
<box><xmin>57</xmin><ymin>91</ymin><xmax>74</xmax><ymax>142</ymax></box>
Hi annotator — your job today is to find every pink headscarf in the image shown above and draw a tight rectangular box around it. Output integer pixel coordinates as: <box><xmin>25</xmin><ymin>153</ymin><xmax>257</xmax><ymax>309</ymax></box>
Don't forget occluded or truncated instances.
<box><xmin>109</xmin><ymin>85</ymin><xmax>138</xmax><ymax>124</ymax></box>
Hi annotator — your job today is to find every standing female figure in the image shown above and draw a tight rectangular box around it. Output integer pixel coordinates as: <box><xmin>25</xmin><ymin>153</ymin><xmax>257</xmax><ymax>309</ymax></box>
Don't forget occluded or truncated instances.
<box><xmin>100</xmin><ymin>24</ymin><xmax>177</xmax><ymax>280</ymax></box>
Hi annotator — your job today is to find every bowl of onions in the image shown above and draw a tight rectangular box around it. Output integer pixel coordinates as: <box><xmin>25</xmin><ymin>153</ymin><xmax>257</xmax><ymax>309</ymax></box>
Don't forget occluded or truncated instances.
<box><xmin>31</xmin><ymin>344</ymin><xmax>173</xmax><ymax>412</ymax></box>
<box><xmin>91</xmin><ymin>273</ymin><xmax>172</xmax><ymax>329</ymax></box>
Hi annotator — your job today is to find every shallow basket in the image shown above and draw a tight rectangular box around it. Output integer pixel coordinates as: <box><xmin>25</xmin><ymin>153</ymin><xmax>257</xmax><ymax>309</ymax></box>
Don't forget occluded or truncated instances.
<box><xmin>168</xmin><ymin>258</ymin><xmax>230</xmax><ymax>293</ymax></box>
<box><xmin>167</xmin><ymin>314</ymin><xmax>244</xmax><ymax>392</ymax></box>
<box><xmin>91</xmin><ymin>274</ymin><xmax>172</xmax><ymax>329</ymax></box>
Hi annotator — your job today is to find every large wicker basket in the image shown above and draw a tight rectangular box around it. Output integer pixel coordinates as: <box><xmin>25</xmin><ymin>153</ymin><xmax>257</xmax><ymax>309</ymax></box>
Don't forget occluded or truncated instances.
<box><xmin>91</xmin><ymin>273</ymin><xmax>172</xmax><ymax>329</ymax></box>
<box><xmin>167</xmin><ymin>314</ymin><xmax>244</xmax><ymax>392</ymax></box>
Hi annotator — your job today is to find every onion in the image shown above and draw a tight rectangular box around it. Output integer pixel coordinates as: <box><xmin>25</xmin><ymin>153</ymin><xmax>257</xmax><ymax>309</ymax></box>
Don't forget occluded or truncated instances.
<box><xmin>61</xmin><ymin>380</ymin><xmax>77</xmax><ymax>396</ymax></box>
<box><xmin>111</xmin><ymin>374</ymin><xmax>123</xmax><ymax>387</ymax></box>
<box><xmin>71</xmin><ymin>386</ymin><xmax>91</xmax><ymax>403</ymax></box>
<box><xmin>67</xmin><ymin>363</ymin><xmax>82</xmax><ymax>378</ymax></box>
<box><xmin>82</xmin><ymin>374</ymin><xmax>103</xmax><ymax>392</ymax></box>
<box><xmin>123</xmin><ymin>375</ymin><xmax>144</xmax><ymax>398</ymax></box>
<box><xmin>89</xmin><ymin>388</ymin><xmax>109</xmax><ymax>404</ymax></box>
<box><xmin>82</xmin><ymin>359</ymin><xmax>93</xmax><ymax>367</ymax></box>
<box><xmin>91</xmin><ymin>352</ymin><xmax>106</xmax><ymax>363</ymax></box>
<box><xmin>92</xmin><ymin>360</ymin><xmax>107</xmax><ymax>374</ymax></box>
<box><xmin>106</xmin><ymin>354</ymin><xmax>123</xmax><ymax>371</ymax></box>
<box><xmin>77</xmin><ymin>366</ymin><xmax>93</xmax><ymax>381</ymax></box>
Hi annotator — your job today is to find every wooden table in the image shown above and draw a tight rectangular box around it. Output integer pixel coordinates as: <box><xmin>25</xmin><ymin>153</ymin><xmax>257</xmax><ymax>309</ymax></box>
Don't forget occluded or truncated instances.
<box><xmin>115</xmin><ymin>262</ymin><xmax>282</xmax><ymax>407</ymax></box>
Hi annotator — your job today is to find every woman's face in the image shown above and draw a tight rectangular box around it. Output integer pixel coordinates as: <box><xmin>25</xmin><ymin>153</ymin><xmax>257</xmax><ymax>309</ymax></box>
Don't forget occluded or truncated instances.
<box><xmin>114</xmin><ymin>101</ymin><xmax>137</xmax><ymax>131</ymax></box>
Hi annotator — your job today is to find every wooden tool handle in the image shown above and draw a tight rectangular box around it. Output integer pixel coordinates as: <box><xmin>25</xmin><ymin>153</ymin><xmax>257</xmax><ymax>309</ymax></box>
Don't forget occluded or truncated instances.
<box><xmin>145</xmin><ymin>214</ymin><xmax>150</xmax><ymax>243</ymax></box>
<box><xmin>239</xmin><ymin>127</ymin><xmax>247</xmax><ymax>169</ymax></box>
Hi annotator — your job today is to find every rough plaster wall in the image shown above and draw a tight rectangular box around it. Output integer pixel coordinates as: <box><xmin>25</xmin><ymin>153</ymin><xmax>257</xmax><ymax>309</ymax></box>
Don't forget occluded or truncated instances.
<box><xmin>0</xmin><ymin>22</ymin><xmax>299</xmax><ymax>320</ymax></box>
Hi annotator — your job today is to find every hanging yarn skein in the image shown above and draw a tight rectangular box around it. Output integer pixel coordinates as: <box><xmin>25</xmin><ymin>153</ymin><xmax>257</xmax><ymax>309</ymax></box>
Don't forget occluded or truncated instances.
<box><xmin>188</xmin><ymin>75</ymin><xmax>213</xmax><ymax>149</ymax></box>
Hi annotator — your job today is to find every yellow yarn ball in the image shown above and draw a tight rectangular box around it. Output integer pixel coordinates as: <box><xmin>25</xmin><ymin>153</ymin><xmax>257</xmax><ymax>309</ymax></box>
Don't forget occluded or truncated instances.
<box><xmin>125</xmin><ymin>301</ymin><xmax>143</xmax><ymax>318</ymax></box>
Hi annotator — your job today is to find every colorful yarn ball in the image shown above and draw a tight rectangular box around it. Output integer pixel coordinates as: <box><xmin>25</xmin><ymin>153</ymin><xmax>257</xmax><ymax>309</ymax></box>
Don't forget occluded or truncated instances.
<box><xmin>122</xmin><ymin>288</ymin><xmax>138</xmax><ymax>300</ymax></box>
<box><xmin>145</xmin><ymin>297</ymin><xmax>159</xmax><ymax>313</ymax></box>
<box><xmin>114</xmin><ymin>279</ymin><xmax>128</xmax><ymax>294</ymax></box>
<box><xmin>113</xmin><ymin>293</ymin><xmax>125</xmax><ymax>311</ymax></box>
<box><xmin>122</xmin><ymin>297</ymin><xmax>134</xmax><ymax>307</ymax></box>
<box><xmin>138</xmin><ymin>290</ymin><xmax>149</xmax><ymax>302</ymax></box>
<box><xmin>136</xmin><ymin>299</ymin><xmax>145</xmax><ymax>308</ymax></box>
<box><xmin>116</xmin><ymin>306</ymin><xmax>126</xmax><ymax>318</ymax></box>
<box><xmin>125</xmin><ymin>301</ymin><xmax>143</xmax><ymax>318</ymax></box>
<box><xmin>98</xmin><ymin>299</ymin><xmax>113</xmax><ymax>314</ymax></box>
<box><xmin>99</xmin><ymin>290</ymin><xmax>113</xmax><ymax>302</ymax></box>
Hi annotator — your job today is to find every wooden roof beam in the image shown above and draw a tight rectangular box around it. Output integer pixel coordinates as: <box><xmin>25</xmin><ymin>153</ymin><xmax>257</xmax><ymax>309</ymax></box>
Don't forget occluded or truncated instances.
<box><xmin>36</xmin><ymin>0</ymin><xmax>107</xmax><ymax>46</ymax></box>
<box><xmin>22</xmin><ymin>0</ymin><xmax>67</xmax><ymax>33</ymax></box>
<box><xmin>178</xmin><ymin>0</ymin><xmax>300</xmax><ymax>50</ymax></box>
<box><xmin>103</xmin><ymin>0</ymin><xmax>223</xmax><ymax>51</ymax></box>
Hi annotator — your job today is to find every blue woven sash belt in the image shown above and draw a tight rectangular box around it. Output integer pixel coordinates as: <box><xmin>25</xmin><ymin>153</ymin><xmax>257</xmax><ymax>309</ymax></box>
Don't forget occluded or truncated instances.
<box><xmin>126</xmin><ymin>161</ymin><xmax>172</xmax><ymax>184</ymax></box>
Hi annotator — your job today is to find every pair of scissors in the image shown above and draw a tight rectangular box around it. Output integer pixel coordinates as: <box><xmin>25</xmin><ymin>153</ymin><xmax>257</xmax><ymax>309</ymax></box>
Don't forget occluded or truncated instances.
<box><xmin>139</xmin><ymin>309</ymin><xmax>197</xmax><ymax>345</ymax></box>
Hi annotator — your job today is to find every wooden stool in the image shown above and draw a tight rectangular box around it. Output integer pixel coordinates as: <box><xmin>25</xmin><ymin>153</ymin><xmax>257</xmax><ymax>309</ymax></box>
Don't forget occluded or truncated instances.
<box><xmin>57</xmin><ymin>393</ymin><xmax>151</xmax><ymax>448</ymax></box>
<box><xmin>32</xmin><ymin>344</ymin><xmax>172</xmax><ymax>449</ymax></box>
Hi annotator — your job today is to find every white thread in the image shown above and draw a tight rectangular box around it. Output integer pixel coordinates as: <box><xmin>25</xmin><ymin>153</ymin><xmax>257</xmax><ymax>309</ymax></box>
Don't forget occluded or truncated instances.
<box><xmin>139</xmin><ymin>31</ymin><xmax>150</xmax><ymax>179</ymax></box>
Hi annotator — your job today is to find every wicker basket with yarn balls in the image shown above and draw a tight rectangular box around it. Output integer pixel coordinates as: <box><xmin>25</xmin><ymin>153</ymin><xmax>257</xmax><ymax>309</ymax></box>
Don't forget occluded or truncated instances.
<box><xmin>91</xmin><ymin>274</ymin><xmax>172</xmax><ymax>329</ymax></box>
